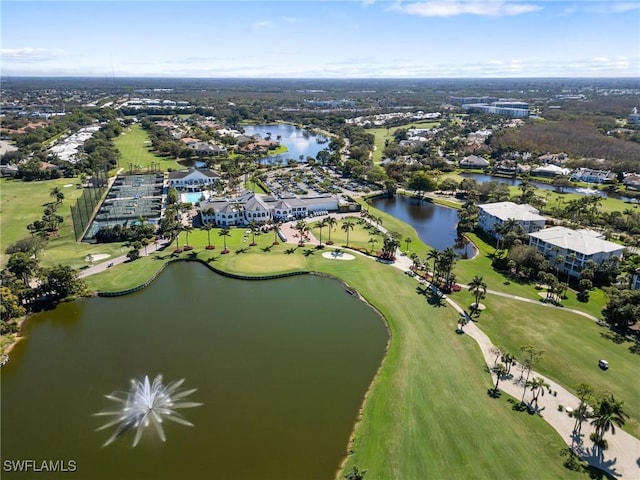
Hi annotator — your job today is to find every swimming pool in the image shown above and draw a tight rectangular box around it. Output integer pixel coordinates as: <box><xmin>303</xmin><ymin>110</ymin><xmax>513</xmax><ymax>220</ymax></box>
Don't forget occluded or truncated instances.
<box><xmin>182</xmin><ymin>191</ymin><xmax>208</xmax><ymax>204</ymax></box>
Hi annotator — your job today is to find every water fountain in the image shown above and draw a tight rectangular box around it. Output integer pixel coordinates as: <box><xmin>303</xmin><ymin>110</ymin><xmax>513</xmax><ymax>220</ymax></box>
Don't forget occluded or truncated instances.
<box><xmin>95</xmin><ymin>374</ymin><xmax>202</xmax><ymax>447</ymax></box>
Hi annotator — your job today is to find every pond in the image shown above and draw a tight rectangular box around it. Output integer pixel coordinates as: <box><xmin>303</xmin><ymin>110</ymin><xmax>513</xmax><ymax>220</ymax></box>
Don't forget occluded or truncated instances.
<box><xmin>1</xmin><ymin>262</ymin><xmax>388</xmax><ymax>480</ymax></box>
<box><xmin>242</xmin><ymin>124</ymin><xmax>330</xmax><ymax>165</ymax></box>
<box><xmin>370</xmin><ymin>195</ymin><xmax>477</xmax><ymax>257</ymax></box>
<box><xmin>459</xmin><ymin>173</ymin><xmax>636</xmax><ymax>202</ymax></box>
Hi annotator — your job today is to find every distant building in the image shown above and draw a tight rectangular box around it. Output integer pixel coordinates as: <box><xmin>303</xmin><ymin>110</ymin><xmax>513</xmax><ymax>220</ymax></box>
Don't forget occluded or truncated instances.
<box><xmin>531</xmin><ymin>164</ymin><xmax>571</xmax><ymax>177</ymax></box>
<box><xmin>448</xmin><ymin>96</ymin><xmax>498</xmax><ymax>105</ymax></box>
<box><xmin>537</xmin><ymin>152</ymin><xmax>568</xmax><ymax>165</ymax></box>
<box><xmin>460</xmin><ymin>155</ymin><xmax>490</xmax><ymax>169</ymax></box>
<box><xmin>622</xmin><ymin>174</ymin><xmax>640</xmax><ymax>191</ymax></box>
<box><xmin>570</xmin><ymin>168</ymin><xmax>617</xmax><ymax>184</ymax></box>
<box><xmin>528</xmin><ymin>226</ymin><xmax>625</xmax><ymax>278</ymax></box>
<box><xmin>478</xmin><ymin>202</ymin><xmax>546</xmax><ymax>239</ymax></box>
<box><xmin>628</xmin><ymin>107</ymin><xmax>640</xmax><ymax>125</ymax></box>
<box><xmin>463</xmin><ymin>103</ymin><xmax>530</xmax><ymax>118</ymax></box>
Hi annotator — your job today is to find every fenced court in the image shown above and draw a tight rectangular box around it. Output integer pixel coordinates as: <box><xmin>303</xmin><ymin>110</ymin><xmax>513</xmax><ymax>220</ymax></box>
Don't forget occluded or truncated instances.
<box><xmin>79</xmin><ymin>173</ymin><xmax>165</xmax><ymax>242</ymax></box>
<box><xmin>70</xmin><ymin>169</ymin><xmax>110</xmax><ymax>241</ymax></box>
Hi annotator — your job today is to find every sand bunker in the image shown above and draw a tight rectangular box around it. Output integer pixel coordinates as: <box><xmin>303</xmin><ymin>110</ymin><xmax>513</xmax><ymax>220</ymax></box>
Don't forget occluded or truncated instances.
<box><xmin>63</xmin><ymin>184</ymin><xmax>73</xmax><ymax>187</ymax></box>
<box><xmin>322</xmin><ymin>250</ymin><xmax>355</xmax><ymax>261</ymax></box>
<box><xmin>85</xmin><ymin>253</ymin><xmax>111</xmax><ymax>262</ymax></box>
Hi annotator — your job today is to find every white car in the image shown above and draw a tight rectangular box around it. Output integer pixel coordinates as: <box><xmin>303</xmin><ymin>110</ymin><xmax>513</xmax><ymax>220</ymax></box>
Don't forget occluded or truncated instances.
<box><xmin>598</xmin><ymin>359</ymin><xmax>609</xmax><ymax>370</ymax></box>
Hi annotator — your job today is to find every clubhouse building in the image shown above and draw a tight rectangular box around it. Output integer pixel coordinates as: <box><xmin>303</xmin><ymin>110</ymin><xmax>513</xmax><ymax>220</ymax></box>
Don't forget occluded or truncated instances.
<box><xmin>199</xmin><ymin>190</ymin><xmax>339</xmax><ymax>227</ymax></box>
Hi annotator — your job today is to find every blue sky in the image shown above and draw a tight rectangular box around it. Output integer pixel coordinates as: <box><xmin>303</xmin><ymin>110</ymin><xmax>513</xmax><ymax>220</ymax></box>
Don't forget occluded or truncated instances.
<box><xmin>1</xmin><ymin>0</ymin><xmax>639</xmax><ymax>77</ymax></box>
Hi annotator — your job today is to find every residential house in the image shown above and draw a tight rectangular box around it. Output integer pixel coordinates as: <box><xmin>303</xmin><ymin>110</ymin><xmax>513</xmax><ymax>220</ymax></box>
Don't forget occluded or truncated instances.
<box><xmin>168</xmin><ymin>168</ymin><xmax>220</xmax><ymax>191</ymax></box>
<box><xmin>531</xmin><ymin>164</ymin><xmax>571</xmax><ymax>178</ymax></box>
<box><xmin>537</xmin><ymin>153</ymin><xmax>568</xmax><ymax>166</ymax></box>
<box><xmin>528</xmin><ymin>226</ymin><xmax>625</xmax><ymax>278</ymax></box>
<box><xmin>570</xmin><ymin>168</ymin><xmax>617</xmax><ymax>184</ymax></box>
<box><xmin>622</xmin><ymin>174</ymin><xmax>640</xmax><ymax>191</ymax></box>
<box><xmin>478</xmin><ymin>202</ymin><xmax>547</xmax><ymax>239</ymax></box>
<box><xmin>460</xmin><ymin>155</ymin><xmax>490</xmax><ymax>169</ymax></box>
<box><xmin>493</xmin><ymin>162</ymin><xmax>531</xmax><ymax>176</ymax></box>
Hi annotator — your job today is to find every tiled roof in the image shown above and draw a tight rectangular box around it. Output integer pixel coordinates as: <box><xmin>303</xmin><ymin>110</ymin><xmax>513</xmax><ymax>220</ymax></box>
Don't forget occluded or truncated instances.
<box><xmin>479</xmin><ymin>202</ymin><xmax>546</xmax><ymax>222</ymax></box>
<box><xmin>529</xmin><ymin>226</ymin><xmax>625</xmax><ymax>255</ymax></box>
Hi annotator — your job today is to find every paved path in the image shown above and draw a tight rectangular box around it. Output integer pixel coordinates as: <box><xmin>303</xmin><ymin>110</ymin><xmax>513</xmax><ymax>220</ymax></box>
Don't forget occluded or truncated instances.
<box><xmin>78</xmin><ymin>239</ymin><xmax>171</xmax><ymax>278</ymax></box>
<box><xmin>389</xmin><ymin>248</ymin><xmax>640</xmax><ymax>479</ymax></box>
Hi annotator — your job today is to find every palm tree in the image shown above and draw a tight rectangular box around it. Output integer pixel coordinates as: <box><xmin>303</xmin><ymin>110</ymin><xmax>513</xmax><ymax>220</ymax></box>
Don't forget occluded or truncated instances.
<box><xmin>315</xmin><ymin>219</ymin><xmax>326</xmax><ymax>247</ymax></box>
<box><xmin>183</xmin><ymin>225</ymin><xmax>193</xmax><ymax>247</ymax></box>
<box><xmin>426</xmin><ymin>248</ymin><xmax>440</xmax><ymax>279</ymax></box>
<box><xmin>404</xmin><ymin>236</ymin><xmax>412</xmax><ymax>253</ymax></box>
<box><xmin>519</xmin><ymin>345</ymin><xmax>544</xmax><ymax>402</ymax></box>
<box><xmin>271</xmin><ymin>220</ymin><xmax>281</xmax><ymax>245</ymax></box>
<box><xmin>381</xmin><ymin>235</ymin><xmax>400</xmax><ymax>260</ymax></box>
<box><xmin>201</xmin><ymin>222</ymin><xmax>214</xmax><ymax>249</ymax></box>
<box><xmin>525</xmin><ymin>376</ymin><xmax>549</xmax><ymax>408</ymax></box>
<box><xmin>491</xmin><ymin>363</ymin><xmax>508</xmax><ymax>396</ymax></box>
<box><xmin>172</xmin><ymin>224</ymin><xmax>184</xmax><ymax>250</ymax></box>
<box><xmin>468</xmin><ymin>275</ymin><xmax>487</xmax><ymax>312</ymax></box>
<box><xmin>572</xmin><ymin>383</ymin><xmax>594</xmax><ymax>439</ymax></box>
<box><xmin>341</xmin><ymin>219</ymin><xmax>355</xmax><ymax>247</ymax></box>
<box><xmin>590</xmin><ymin>394</ymin><xmax>629</xmax><ymax>445</ymax></box>
<box><xmin>248</xmin><ymin>220</ymin><xmax>259</xmax><ymax>246</ymax></box>
<box><xmin>295</xmin><ymin>220</ymin><xmax>309</xmax><ymax>246</ymax></box>
<box><xmin>326</xmin><ymin>216</ymin><xmax>337</xmax><ymax>245</ymax></box>
<box><xmin>439</xmin><ymin>247</ymin><xmax>457</xmax><ymax>291</ymax></box>
<box><xmin>368</xmin><ymin>237</ymin><xmax>378</xmax><ymax>254</ymax></box>
<box><xmin>218</xmin><ymin>227</ymin><xmax>231</xmax><ymax>253</ymax></box>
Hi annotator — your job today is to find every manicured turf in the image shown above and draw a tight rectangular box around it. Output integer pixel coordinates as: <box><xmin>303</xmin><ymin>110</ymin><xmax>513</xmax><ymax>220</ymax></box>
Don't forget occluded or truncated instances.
<box><xmin>453</xmin><ymin>288</ymin><xmax>640</xmax><ymax>438</ymax></box>
<box><xmin>369</xmin><ymin>121</ymin><xmax>440</xmax><ymax>163</ymax></box>
<box><xmin>112</xmin><ymin>124</ymin><xmax>183</xmax><ymax>172</ymax></box>
<box><xmin>0</xmin><ymin>177</ymin><xmax>85</xmax><ymax>267</ymax></box>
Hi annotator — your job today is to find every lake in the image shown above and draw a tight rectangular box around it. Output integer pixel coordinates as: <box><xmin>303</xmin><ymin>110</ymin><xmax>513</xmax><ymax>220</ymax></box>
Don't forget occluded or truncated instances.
<box><xmin>459</xmin><ymin>173</ymin><xmax>635</xmax><ymax>202</ymax></box>
<box><xmin>1</xmin><ymin>262</ymin><xmax>388</xmax><ymax>480</ymax></box>
<box><xmin>370</xmin><ymin>195</ymin><xmax>477</xmax><ymax>256</ymax></box>
<box><xmin>242</xmin><ymin>124</ymin><xmax>329</xmax><ymax>165</ymax></box>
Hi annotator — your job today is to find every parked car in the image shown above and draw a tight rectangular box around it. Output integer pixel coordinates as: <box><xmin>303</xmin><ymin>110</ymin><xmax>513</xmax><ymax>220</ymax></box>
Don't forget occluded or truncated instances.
<box><xmin>598</xmin><ymin>359</ymin><xmax>609</xmax><ymax>370</ymax></box>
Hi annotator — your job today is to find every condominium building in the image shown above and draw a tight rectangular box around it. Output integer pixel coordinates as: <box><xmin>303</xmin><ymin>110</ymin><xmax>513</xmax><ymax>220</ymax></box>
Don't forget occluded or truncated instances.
<box><xmin>528</xmin><ymin>226</ymin><xmax>625</xmax><ymax>278</ymax></box>
<box><xmin>478</xmin><ymin>202</ymin><xmax>547</xmax><ymax>239</ymax></box>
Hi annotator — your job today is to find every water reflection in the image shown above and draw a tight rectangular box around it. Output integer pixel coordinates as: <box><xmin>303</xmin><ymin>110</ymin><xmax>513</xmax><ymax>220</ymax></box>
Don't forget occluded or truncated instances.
<box><xmin>371</xmin><ymin>195</ymin><xmax>477</xmax><ymax>256</ymax></box>
<box><xmin>459</xmin><ymin>173</ymin><xmax>634</xmax><ymax>202</ymax></box>
<box><xmin>242</xmin><ymin>124</ymin><xmax>329</xmax><ymax>164</ymax></box>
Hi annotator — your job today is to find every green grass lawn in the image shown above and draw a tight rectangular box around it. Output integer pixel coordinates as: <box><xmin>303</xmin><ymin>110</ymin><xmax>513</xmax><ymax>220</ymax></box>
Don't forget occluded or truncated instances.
<box><xmin>453</xmin><ymin>288</ymin><xmax>640</xmax><ymax>438</ymax></box>
<box><xmin>0</xmin><ymin>177</ymin><xmax>84</xmax><ymax>267</ymax></box>
<box><xmin>113</xmin><ymin>124</ymin><xmax>183</xmax><ymax>172</ymax></box>
<box><xmin>369</xmin><ymin>121</ymin><xmax>440</xmax><ymax>163</ymax></box>
<box><xmin>0</xmin><ymin>177</ymin><xmax>135</xmax><ymax>270</ymax></box>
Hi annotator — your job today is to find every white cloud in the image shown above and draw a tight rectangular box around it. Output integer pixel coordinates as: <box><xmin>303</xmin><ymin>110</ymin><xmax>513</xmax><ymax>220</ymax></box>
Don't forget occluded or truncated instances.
<box><xmin>558</xmin><ymin>1</ymin><xmax>639</xmax><ymax>14</ymax></box>
<box><xmin>250</xmin><ymin>20</ymin><xmax>275</xmax><ymax>30</ymax></box>
<box><xmin>390</xmin><ymin>1</ymin><xmax>542</xmax><ymax>17</ymax></box>
<box><xmin>1</xmin><ymin>47</ymin><xmax>64</xmax><ymax>62</ymax></box>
